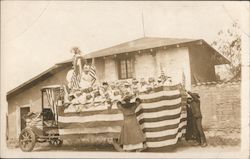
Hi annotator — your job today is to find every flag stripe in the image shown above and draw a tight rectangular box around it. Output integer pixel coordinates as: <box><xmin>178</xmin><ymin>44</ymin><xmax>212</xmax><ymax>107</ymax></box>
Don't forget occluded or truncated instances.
<box><xmin>60</xmin><ymin>133</ymin><xmax>120</xmax><ymax>140</ymax></box>
<box><xmin>138</xmin><ymin>113</ymin><xmax>182</xmax><ymax>124</ymax></box>
<box><xmin>89</xmin><ymin>65</ymin><xmax>97</xmax><ymax>86</ymax></box>
<box><xmin>142</xmin><ymin>118</ymin><xmax>187</xmax><ymax>132</ymax></box>
<box><xmin>146</xmin><ymin>129</ymin><xmax>185</xmax><ymax>148</ymax></box>
<box><xmin>141</xmin><ymin>94</ymin><xmax>182</xmax><ymax>103</ymax></box>
<box><xmin>139</xmin><ymin>90</ymin><xmax>180</xmax><ymax>99</ymax></box>
<box><xmin>58</xmin><ymin>113</ymin><xmax>124</xmax><ymax>123</ymax></box>
<box><xmin>57</xmin><ymin>105</ymin><xmax>119</xmax><ymax>116</ymax></box>
<box><xmin>135</xmin><ymin>104</ymin><xmax>182</xmax><ymax>114</ymax></box>
<box><xmin>58</xmin><ymin>108</ymin><xmax>120</xmax><ymax>117</ymax></box>
<box><xmin>140</xmin><ymin>112</ymin><xmax>186</xmax><ymax>128</ymax></box>
<box><xmin>58</xmin><ymin>120</ymin><xmax>123</xmax><ymax>129</ymax></box>
<box><xmin>135</xmin><ymin>98</ymin><xmax>182</xmax><ymax>111</ymax></box>
<box><xmin>136</xmin><ymin>107</ymin><xmax>182</xmax><ymax>120</ymax></box>
<box><xmin>59</xmin><ymin>126</ymin><xmax>122</xmax><ymax>135</ymax></box>
<box><xmin>144</xmin><ymin>121</ymin><xmax>186</xmax><ymax>138</ymax></box>
<box><xmin>71</xmin><ymin>71</ymin><xmax>81</xmax><ymax>89</ymax></box>
<box><xmin>146</xmin><ymin>126</ymin><xmax>186</xmax><ymax>142</ymax></box>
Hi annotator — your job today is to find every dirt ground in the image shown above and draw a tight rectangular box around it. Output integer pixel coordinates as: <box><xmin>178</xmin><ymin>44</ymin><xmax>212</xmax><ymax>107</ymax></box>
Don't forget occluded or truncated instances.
<box><xmin>2</xmin><ymin>139</ymin><xmax>245</xmax><ymax>159</ymax></box>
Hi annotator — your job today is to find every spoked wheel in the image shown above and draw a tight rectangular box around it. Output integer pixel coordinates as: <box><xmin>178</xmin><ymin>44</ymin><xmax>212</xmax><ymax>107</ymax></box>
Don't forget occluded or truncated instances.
<box><xmin>111</xmin><ymin>138</ymin><xmax>124</xmax><ymax>152</ymax></box>
<box><xmin>49</xmin><ymin>137</ymin><xmax>63</xmax><ymax>147</ymax></box>
<box><xmin>19</xmin><ymin>128</ymin><xmax>36</xmax><ymax>152</ymax></box>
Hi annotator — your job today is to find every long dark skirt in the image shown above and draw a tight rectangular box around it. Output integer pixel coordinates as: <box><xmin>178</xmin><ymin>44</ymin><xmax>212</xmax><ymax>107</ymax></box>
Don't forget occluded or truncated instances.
<box><xmin>119</xmin><ymin>114</ymin><xmax>145</xmax><ymax>145</ymax></box>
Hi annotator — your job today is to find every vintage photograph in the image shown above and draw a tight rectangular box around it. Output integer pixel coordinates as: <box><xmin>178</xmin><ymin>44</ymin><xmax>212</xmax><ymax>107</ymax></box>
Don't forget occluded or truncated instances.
<box><xmin>1</xmin><ymin>1</ymin><xmax>249</xmax><ymax>158</ymax></box>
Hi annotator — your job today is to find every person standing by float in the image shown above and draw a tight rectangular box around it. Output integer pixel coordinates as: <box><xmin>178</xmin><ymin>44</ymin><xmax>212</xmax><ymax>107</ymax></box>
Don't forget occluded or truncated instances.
<box><xmin>117</xmin><ymin>94</ymin><xmax>146</xmax><ymax>152</ymax></box>
<box><xmin>187</xmin><ymin>91</ymin><xmax>207</xmax><ymax>147</ymax></box>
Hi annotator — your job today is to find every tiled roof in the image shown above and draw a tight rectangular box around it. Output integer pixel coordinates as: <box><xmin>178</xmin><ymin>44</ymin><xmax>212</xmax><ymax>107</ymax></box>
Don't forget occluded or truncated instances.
<box><xmin>84</xmin><ymin>37</ymin><xmax>197</xmax><ymax>59</ymax></box>
<box><xmin>192</xmin><ymin>79</ymin><xmax>241</xmax><ymax>87</ymax></box>
<box><xmin>57</xmin><ymin>37</ymin><xmax>230</xmax><ymax>65</ymax></box>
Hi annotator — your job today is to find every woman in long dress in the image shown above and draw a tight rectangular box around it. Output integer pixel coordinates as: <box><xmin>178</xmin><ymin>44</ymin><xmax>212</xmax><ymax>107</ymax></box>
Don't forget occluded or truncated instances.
<box><xmin>117</xmin><ymin>95</ymin><xmax>146</xmax><ymax>152</ymax></box>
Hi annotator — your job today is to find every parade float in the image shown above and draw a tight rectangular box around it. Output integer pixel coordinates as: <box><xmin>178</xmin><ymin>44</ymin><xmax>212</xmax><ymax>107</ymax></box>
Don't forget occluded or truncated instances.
<box><xmin>19</xmin><ymin>48</ymin><xmax>187</xmax><ymax>152</ymax></box>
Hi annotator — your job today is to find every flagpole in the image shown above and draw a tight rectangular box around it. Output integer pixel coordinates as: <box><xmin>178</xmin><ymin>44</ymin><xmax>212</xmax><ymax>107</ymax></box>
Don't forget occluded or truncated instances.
<box><xmin>141</xmin><ymin>10</ymin><xmax>146</xmax><ymax>37</ymax></box>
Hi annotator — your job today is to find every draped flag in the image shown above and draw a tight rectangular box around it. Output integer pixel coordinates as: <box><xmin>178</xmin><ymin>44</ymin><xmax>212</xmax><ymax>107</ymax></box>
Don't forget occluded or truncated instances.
<box><xmin>89</xmin><ymin>65</ymin><xmax>97</xmax><ymax>86</ymax></box>
<box><xmin>136</xmin><ymin>84</ymin><xmax>187</xmax><ymax>149</ymax></box>
<box><xmin>57</xmin><ymin>84</ymin><xmax>187</xmax><ymax>149</ymax></box>
<box><xmin>45</xmin><ymin>88</ymin><xmax>58</xmax><ymax>123</ymax></box>
<box><xmin>182</xmin><ymin>69</ymin><xmax>186</xmax><ymax>89</ymax></box>
<box><xmin>57</xmin><ymin>105</ymin><xmax>124</xmax><ymax>139</ymax></box>
<box><xmin>70</xmin><ymin>71</ymin><xmax>81</xmax><ymax>89</ymax></box>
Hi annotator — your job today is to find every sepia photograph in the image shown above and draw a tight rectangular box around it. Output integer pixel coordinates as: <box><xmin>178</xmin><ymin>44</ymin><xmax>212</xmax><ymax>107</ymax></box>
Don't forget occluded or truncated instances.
<box><xmin>1</xmin><ymin>1</ymin><xmax>249</xmax><ymax>158</ymax></box>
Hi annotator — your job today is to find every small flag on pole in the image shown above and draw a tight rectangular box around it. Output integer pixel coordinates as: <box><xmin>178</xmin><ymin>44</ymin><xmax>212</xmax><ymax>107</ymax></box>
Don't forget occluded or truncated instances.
<box><xmin>71</xmin><ymin>71</ymin><xmax>81</xmax><ymax>89</ymax></box>
<box><xmin>182</xmin><ymin>69</ymin><xmax>186</xmax><ymax>88</ymax></box>
<box><xmin>89</xmin><ymin>58</ymin><xmax>97</xmax><ymax>86</ymax></box>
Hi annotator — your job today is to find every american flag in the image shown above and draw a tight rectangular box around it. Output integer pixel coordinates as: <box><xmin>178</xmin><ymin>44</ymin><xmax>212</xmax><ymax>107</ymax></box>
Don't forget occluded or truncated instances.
<box><xmin>57</xmin><ymin>84</ymin><xmax>187</xmax><ymax>150</ymax></box>
<box><xmin>182</xmin><ymin>69</ymin><xmax>186</xmax><ymax>89</ymax></box>
<box><xmin>71</xmin><ymin>71</ymin><xmax>81</xmax><ymax>89</ymax></box>
<box><xmin>45</xmin><ymin>88</ymin><xmax>58</xmax><ymax>123</ymax></box>
<box><xmin>89</xmin><ymin>65</ymin><xmax>97</xmax><ymax>86</ymax></box>
<box><xmin>136</xmin><ymin>84</ymin><xmax>187</xmax><ymax>149</ymax></box>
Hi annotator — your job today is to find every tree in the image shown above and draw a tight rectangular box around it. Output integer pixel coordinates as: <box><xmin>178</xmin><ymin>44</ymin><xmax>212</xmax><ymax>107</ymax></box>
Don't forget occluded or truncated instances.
<box><xmin>211</xmin><ymin>21</ymin><xmax>241</xmax><ymax>80</ymax></box>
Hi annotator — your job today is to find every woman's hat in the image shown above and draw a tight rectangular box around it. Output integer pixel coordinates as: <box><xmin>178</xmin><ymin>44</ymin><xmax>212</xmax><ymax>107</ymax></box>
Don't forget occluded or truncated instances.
<box><xmin>69</xmin><ymin>92</ymin><xmax>75</xmax><ymax>97</ymax></box>
<box><xmin>140</xmin><ymin>78</ymin><xmax>146</xmax><ymax>83</ymax></box>
<box><xmin>192</xmin><ymin>93</ymin><xmax>200</xmax><ymax>98</ymax></box>
<box><xmin>148</xmin><ymin>77</ymin><xmax>155</xmax><ymax>82</ymax></box>
<box><xmin>122</xmin><ymin>95</ymin><xmax>133</xmax><ymax>102</ymax></box>
<box><xmin>132</xmin><ymin>78</ymin><xmax>138</xmax><ymax>83</ymax></box>
<box><xmin>102</xmin><ymin>81</ymin><xmax>109</xmax><ymax>86</ymax></box>
<box><xmin>124</xmin><ymin>81</ymin><xmax>130</xmax><ymax>86</ymax></box>
<box><xmin>157</xmin><ymin>77</ymin><xmax>162</xmax><ymax>82</ymax></box>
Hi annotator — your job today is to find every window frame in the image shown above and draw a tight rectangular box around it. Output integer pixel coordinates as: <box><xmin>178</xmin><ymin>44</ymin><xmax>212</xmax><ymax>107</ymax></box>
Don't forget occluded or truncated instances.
<box><xmin>118</xmin><ymin>56</ymin><xmax>134</xmax><ymax>80</ymax></box>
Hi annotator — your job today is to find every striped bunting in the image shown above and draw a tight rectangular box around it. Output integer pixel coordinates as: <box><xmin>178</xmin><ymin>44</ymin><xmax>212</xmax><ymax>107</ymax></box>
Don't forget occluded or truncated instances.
<box><xmin>71</xmin><ymin>71</ymin><xmax>81</xmax><ymax>89</ymax></box>
<box><xmin>57</xmin><ymin>104</ymin><xmax>124</xmax><ymax>137</ymax></box>
<box><xmin>59</xmin><ymin>126</ymin><xmax>122</xmax><ymax>135</ymax></box>
<box><xmin>136</xmin><ymin>84</ymin><xmax>187</xmax><ymax>148</ymax></box>
<box><xmin>58</xmin><ymin>113</ymin><xmax>123</xmax><ymax>123</ymax></box>
<box><xmin>89</xmin><ymin>65</ymin><xmax>97</xmax><ymax>86</ymax></box>
<box><xmin>45</xmin><ymin>89</ymin><xmax>57</xmax><ymax>117</ymax></box>
<box><xmin>57</xmin><ymin>83</ymin><xmax>187</xmax><ymax>149</ymax></box>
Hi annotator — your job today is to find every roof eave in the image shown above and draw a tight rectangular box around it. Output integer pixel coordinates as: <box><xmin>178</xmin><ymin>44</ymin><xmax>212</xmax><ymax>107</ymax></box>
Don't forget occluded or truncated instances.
<box><xmin>6</xmin><ymin>64</ymin><xmax>65</xmax><ymax>100</ymax></box>
<box><xmin>201</xmin><ymin>40</ymin><xmax>231</xmax><ymax>65</ymax></box>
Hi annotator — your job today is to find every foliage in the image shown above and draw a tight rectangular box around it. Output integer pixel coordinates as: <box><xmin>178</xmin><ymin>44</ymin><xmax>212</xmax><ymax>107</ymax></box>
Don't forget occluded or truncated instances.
<box><xmin>211</xmin><ymin>21</ymin><xmax>241</xmax><ymax>80</ymax></box>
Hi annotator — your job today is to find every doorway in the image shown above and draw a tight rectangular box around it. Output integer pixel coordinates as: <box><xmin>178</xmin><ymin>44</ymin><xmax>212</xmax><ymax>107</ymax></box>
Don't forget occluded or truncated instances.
<box><xmin>20</xmin><ymin>107</ymin><xmax>30</xmax><ymax>130</ymax></box>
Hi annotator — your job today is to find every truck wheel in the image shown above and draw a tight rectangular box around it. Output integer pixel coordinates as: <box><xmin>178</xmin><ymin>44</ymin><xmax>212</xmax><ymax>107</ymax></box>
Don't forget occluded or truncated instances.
<box><xmin>49</xmin><ymin>138</ymin><xmax>63</xmax><ymax>147</ymax></box>
<box><xmin>19</xmin><ymin>128</ymin><xmax>36</xmax><ymax>152</ymax></box>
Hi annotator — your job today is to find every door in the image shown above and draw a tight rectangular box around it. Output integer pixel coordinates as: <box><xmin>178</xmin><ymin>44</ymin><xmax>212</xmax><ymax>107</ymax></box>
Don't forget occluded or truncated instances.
<box><xmin>20</xmin><ymin>107</ymin><xmax>30</xmax><ymax>130</ymax></box>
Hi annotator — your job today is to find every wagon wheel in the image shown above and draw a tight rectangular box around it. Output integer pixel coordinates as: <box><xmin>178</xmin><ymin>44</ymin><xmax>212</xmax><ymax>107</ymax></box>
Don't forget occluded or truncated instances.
<box><xmin>19</xmin><ymin>128</ymin><xmax>36</xmax><ymax>152</ymax></box>
<box><xmin>111</xmin><ymin>138</ymin><xmax>124</xmax><ymax>152</ymax></box>
<box><xmin>49</xmin><ymin>138</ymin><xmax>63</xmax><ymax>147</ymax></box>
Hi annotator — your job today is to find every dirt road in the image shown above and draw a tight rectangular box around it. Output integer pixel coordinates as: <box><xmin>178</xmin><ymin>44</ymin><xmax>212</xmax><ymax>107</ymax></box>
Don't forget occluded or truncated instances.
<box><xmin>2</xmin><ymin>140</ymin><xmax>244</xmax><ymax>158</ymax></box>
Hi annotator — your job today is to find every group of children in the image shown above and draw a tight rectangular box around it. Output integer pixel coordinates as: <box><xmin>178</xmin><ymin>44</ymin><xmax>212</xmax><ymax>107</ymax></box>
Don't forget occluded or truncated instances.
<box><xmin>62</xmin><ymin>74</ymin><xmax>172</xmax><ymax>112</ymax></box>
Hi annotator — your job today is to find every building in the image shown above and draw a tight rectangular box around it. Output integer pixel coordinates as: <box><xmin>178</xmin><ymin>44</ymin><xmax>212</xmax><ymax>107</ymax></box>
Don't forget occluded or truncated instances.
<box><xmin>6</xmin><ymin>37</ymin><xmax>230</xmax><ymax>141</ymax></box>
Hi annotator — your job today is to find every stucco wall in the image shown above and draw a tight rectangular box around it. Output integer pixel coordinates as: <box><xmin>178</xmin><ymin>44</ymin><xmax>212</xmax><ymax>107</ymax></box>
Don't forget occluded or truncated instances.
<box><xmin>104</xmin><ymin>57</ymin><xmax>118</xmax><ymax>82</ymax></box>
<box><xmin>155</xmin><ymin>47</ymin><xmax>191</xmax><ymax>90</ymax></box>
<box><xmin>134</xmin><ymin>53</ymin><xmax>156</xmax><ymax>79</ymax></box>
<box><xmin>95</xmin><ymin>58</ymin><xmax>105</xmax><ymax>82</ymax></box>
<box><xmin>101</xmin><ymin>47</ymin><xmax>191</xmax><ymax>89</ymax></box>
<box><xmin>7</xmin><ymin>67</ymin><xmax>71</xmax><ymax>139</ymax></box>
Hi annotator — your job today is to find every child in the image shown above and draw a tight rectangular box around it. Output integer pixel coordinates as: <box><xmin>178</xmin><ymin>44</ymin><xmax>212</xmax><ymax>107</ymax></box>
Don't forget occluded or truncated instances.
<box><xmin>187</xmin><ymin>91</ymin><xmax>207</xmax><ymax>147</ymax></box>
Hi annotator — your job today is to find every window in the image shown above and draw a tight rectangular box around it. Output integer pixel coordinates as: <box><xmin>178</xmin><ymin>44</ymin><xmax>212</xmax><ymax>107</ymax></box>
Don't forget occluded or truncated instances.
<box><xmin>118</xmin><ymin>58</ymin><xmax>134</xmax><ymax>79</ymax></box>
